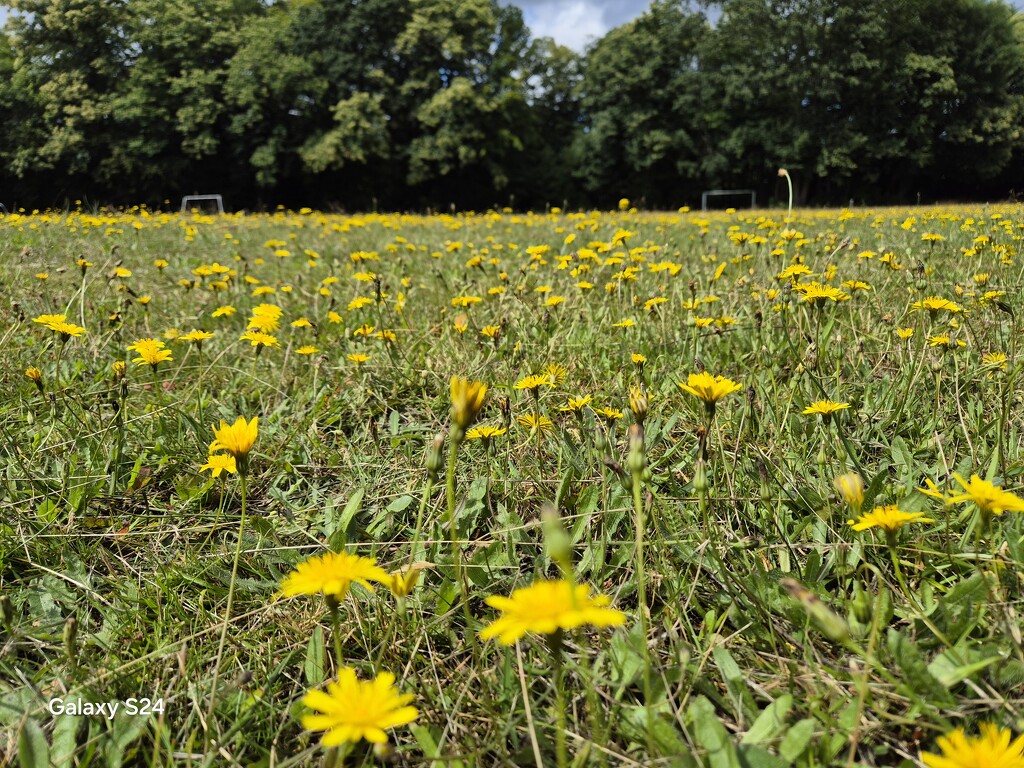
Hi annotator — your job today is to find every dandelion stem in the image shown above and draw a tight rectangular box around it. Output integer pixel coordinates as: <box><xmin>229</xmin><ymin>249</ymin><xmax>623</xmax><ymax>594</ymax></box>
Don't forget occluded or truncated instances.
<box><xmin>630</xmin><ymin>466</ymin><xmax>655</xmax><ymax>758</ymax></box>
<box><xmin>205</xmin><ymin>471</ymin><xmax>248</xmax><ymax>750</ymax></box>
<box><xmin>327</xmin><ymin>596</ymin><xmax>345</xmax><ymax>670</ymax></box>
<box><xmin>409</xmin><ymin>477</ymin><xmax>434</xmax><ymax>567</ymax></box>
<box><xmin>549</xmin><ymin>630</ymin><xmax>569</xmax><ymax>768</ymax></box>
<box><xmin>445</xmin><ymin>433</ymin><xmax>476</xmax><ymax>654</ymax></box>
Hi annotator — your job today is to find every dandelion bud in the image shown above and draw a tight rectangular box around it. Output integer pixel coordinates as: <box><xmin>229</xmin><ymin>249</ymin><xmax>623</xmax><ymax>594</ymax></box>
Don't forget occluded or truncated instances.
<box><xmin>850</xmin><ymin>580</ymin><xmax>872</xmax><ymax>625</ymax></box>
<box><xmin>626</xmin><ymin>424</ymin><xmax>646</xmax><ymax>475</ymax></box>
<box><xmin>387</xmin><ymin>562</ymin><xmax>430</xmax><ymax>598</ymax></box>
<box><xmin>834</xmin><ymin>473</ymin><xmax>864</xmax><ymax>515</ymax></box>
<box><xmin>595</xmin><ymin>432</ymin><xmax>609</xmax><ymax>455</ymax></box>
<box><xmin>426</xmin><ymin>433</ymin><xmax>445</xmax><ymax>481</ymax></box>
<box><xmin>816</xmin><ymin>445</ymin><xmax>828</xmax><ymax>468</ymax></box>
<box><xmin>112</xmin><ymin>360</ymin><xmax>127</xmax><ymax>381</ymax></box>
<box><xmin>759</xmin><ymin>475</ymin><xmax>772</xmax><ymax>506</ymax></box>
<box><xmin>25</xmin><ymin>367</ymin><xmax>44</xmax><ymax>393</ymax></box>
<box><xmin>781</xmin><ymin>578</ymin><xmax>850</xmax><ymax>644</ymax></box>
<box><xmin>449</xmin><ymin>375</ymin><xmax>487</xmax><ymax>432</ymax></box>
<box><xmin>628</xmin><ymin>386</ymin><xmax>648</xmax><ymax>425</ymax></box>
<box><xmin>373</xmin><ymin>742</ymin><xmax>395</xmax><ymax>762</ymax></box>
<box><xmin>619</xmin><ymin>471</ymin><xmax>633</xmax><ymax>492</ymax></box>
<box><xmin>693</xmin><ymin>459</ymin><xmax>708</xmax><ymax>495</ymax></box>
<box><xmin>541</xmin><ymin>503</ymin><xmax>572</xmax><ymax>578</ymax></box>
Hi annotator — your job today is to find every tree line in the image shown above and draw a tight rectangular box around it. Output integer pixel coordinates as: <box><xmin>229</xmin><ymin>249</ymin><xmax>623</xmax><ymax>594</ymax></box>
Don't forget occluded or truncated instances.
<box><xmin>2</xmin><ymin>0</ymin><xmax>1023</xmax><ymax>211</ymax></box>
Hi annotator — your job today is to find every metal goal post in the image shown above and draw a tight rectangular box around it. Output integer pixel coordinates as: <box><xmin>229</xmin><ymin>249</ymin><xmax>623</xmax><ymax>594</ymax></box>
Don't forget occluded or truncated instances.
<box><xmin>180</xmin><ymin>194</ymin><xmax>225</xmax><ymax>213</ymax></box>
<box><xmin>701</xmin><ymin>189</ymin><xmax>756</xmax><ymax>211</ymax></box>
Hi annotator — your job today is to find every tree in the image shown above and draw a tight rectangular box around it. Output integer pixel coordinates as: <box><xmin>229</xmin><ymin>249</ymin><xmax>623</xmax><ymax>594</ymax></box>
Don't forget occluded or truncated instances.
<box><xmin>702</xmin><ymin>0</ymin><xmax>1024</xmax><ymax>203</ymax></box>
<box><xmin>394</xmin><ymin>0</ymin><xmax>538</xmax><ymax>205</ymax></box>
<box><xmin>573</xmin><ymin>1</ymin><xmax>711</xmax><ymax>208</ymax></box>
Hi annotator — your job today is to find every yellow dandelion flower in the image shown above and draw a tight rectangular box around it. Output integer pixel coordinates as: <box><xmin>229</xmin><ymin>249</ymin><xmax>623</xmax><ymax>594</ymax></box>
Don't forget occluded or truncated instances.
<box><xmin>921</xmin><ymin>723</ymin><xmax>1024</xmax><ymax>768</ymax></box>
<box><xmin>480</xmin><ymin>578</ymin><xmax>626</xmax><ymax>645</ymax></box>
<box><xmin>450</xmin><ymin>376</ymin><xmax>487</xmax><ymax>430</ymax></box>
<box><xmin>947</xmin><ymin>473</ymin><xmax>1024</xmax><ymax>515</ymax></box>
<box><xmin>848</xmin><ymin>504</ymin><xmax>933</xmax><ymax>532</ymax></box>
<box><xmin>241</xmin><ymin>330</ymin><xmax>280</xmax><ymax>349</ymax></box>
<box><xmin>466</xmin><ymin>424</ymin><xmax>507</xmax><ymax>441</ymax></box>
<box><xmin>279</xmin><ymin>550</ymin><xmax>389</xmax><ymax>599</ymax></box>
<box><xmin>179</xmin><ymin>330</ymin><xmax>214</xmax><ymax>345</ymax></box>
<box><xmin>200</xmin><ymin>454</ymin><xmax>236</xmax><ymax>478</ymax></box>
<box><xmin>127</xmin><ymin>338</ymin><xmax>172</xmax><ymax>367</ymax></box>
<box><xmin>802</xmin><ymin>400</ymin><xmax>850</xmax><ymax>417</ymax></box>
<box><xmin>515</xmin><ymin>374</ymin><xmax>554</xmax><ymax>392</ymax></box>
<box><xmin>678</xmin><ymin>372</ymin><xmax>742</xmax><ymax>405</ymax></box>
<box><xmin>516</xmin><ymin>413</ymin><xmax>554</xmax><ymax>435</ymax></box>
<box><xmin>301</xmin><ymin>669</ymin><xmax>418</xmax><ymax>747</ymax></box>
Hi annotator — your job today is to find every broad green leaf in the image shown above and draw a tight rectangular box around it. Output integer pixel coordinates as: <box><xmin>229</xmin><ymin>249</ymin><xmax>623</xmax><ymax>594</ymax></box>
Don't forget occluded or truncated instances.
<box><xmin>18</xmin><ymin>719</ymin><xmax>49</xmax><ymax>768</ymax></box>
<box><xmin>688</xmin><ymin>695</ymin><xmax>741</xmax><ymax>768</ymax></box>
<box><xmin>741</xmin><ymin>694</ymin><xmax>793</xmax><ymax>745</ymax></box>
<box><xmin>928</xmin><ymin>651</ymin><xmax>1002</xmax><ymax>687</ymax></box>
<box><xmin>50</xmin><ymin>715</ymin><xmax>80</xmax><ymax>768</ymax></box>
<box><xmin>386</xmin><ymin>494</ymin><xmax>415</xmax><ymax>513</ymax></box>
<box><xmin>713</xmin><ymin>645</ymin><xmax>758</xmax><ymax>722</ymax></box>
<box><xmin>737</xmin><ymin>745</ymin><xmax>789</xmax><ymax>768</ymax></box>
<box><xmin>304</xmin><ymin>626</ymin><xmax>325</xmax><ymax>685</ymax></box>
<box><xmin>886</xmin><ymin>629</ymin><xmax>954</xmax><ymax>704</ymax></box>
<box><xmin>778</xmin><ymin>718</ymin><xmax>815</xmax><ymax>763</ymax></box>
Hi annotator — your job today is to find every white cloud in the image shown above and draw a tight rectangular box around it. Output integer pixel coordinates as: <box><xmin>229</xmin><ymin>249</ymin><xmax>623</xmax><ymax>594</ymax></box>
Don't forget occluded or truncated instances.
<box><xmin>518</xmin><ymin>0</ymin><xmax>629</xmax><ymax>52</ymax></box>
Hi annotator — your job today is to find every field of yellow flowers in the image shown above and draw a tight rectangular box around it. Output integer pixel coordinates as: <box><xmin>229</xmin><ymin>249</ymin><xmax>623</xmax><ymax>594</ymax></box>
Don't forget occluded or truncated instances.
<box><xmin>2</xmin><ymin>202</ymin><xmax>1023</xmax><ymax>767</ymax></box>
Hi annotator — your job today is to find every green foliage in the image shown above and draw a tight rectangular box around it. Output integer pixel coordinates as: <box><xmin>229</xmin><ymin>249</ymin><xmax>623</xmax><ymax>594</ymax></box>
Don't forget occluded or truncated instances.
<box><xmin>1</xmin><ymin>0</ymin><xmax>1023</xmax><ymax>207</ymax></box>
<box><xmin>574</xmin><ymin>1</ymin><xmax>710</xmax><ymax>206</ymax></box>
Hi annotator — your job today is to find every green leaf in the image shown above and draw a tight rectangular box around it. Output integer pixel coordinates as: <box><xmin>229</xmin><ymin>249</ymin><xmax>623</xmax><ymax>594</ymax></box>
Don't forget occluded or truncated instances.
<box><xmin>304</xmin><ymin>626</ymin><xmax>325</xmax><ymax>685</ymax></box>
<box><xmin>609</xmin><ymin>621</ymin><xmax>646</xmax><ymax>692</ymax></box>
<box><xmin>386</xmin><ymin>494</ymin><xmax>415</xmax><ymax>513</ymax></box>
<box><xmin>737</xmin><ymin>745</ymin><xmax>789</xmax><ymax>768</ymax></box>
<box><xmin>928</xmin><ymin>650</ymin><xmax>1002</xmax><ymax>687</ymax></box>
<box><xmin>328</xmin><ymin>488</ymin><xmax>364</xmax><ymax>550</ymax></box>
<box><xmin>18</xmin><ymin>719</ymin><xmax>49</xmax><ymax>768</ymax></box>
<box><xmin>624</xmin><ymin>703</ymin><xmax>692</xmax><ymax>760</ymax></box>
<box><xmin>862</xmin><ymin>468</ymin><xmax>890</xmax><ymax>510</ymax></box>
<box><xmin>104</xmin><ymin>710</ymin><xmax>151</xmax><ymax>768</ymax></box>
<box><xmin>886</xmin><ymin>629</ymin><xmax>954</xmax><ymax>704</ymax></box>
<box><xmin>933</xmin><ymin>573</ymin><xmax>987</xmax><ymax>638</ymax></box>
<box><xmin>688</xmin><ymin>695</ymin><xmax>741</xmax><ymax>768</ymax></box>
<box><xmin>778</xmin><ymin>718</ymin><xmax>815</xmax><ymax>763</ymax></box>
<box><xmin>891</xmin><ymin>436</ymin><xmax>913</xmax><ymax>470</ymax></box>
<box><xmin>713</xmin><ymin>645</ymin><xmax>759</xmax><ymax>722</ymax></box>
<box><xmin>741</xmin><ymin>694</ymin><xmax>793</xmax><ymax>745</ymax></box>
<box><xmin>37</xmin><ymin>498</ymin><xmax>60</xmax><ymax>524</ymax></box>
<box><xmin>50</xmin><ymin>715</ymin><xmax>80</xmax><ymax>768</ymax></box>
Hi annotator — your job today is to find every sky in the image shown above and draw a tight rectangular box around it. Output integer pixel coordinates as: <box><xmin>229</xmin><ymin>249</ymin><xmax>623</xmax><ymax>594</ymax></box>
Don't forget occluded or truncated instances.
<box><xmin>516</xmin><ymin>0</ymin><xmax>1024</xmax><ymax>52</ymax></box>
<box><xmin>512</xmin><ymin>0</ymin><xmax>646</xmax><ymax>52</ymax></box>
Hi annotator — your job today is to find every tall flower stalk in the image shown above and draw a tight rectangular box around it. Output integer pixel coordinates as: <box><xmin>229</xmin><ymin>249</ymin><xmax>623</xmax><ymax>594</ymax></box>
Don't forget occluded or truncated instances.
<box><xmin>204</xmin><ymin>416</ymin><xmax>258</xmax><ymax>749</ymax></box>
<box><xmin>447</xmin><ymin>376</ymin><xmax>487</xmax><ymax>641</ymax></box>
<box><xmin>625</xmin><ymin>423</ymin><xmax>655</xmax><ymax>757</ymax></box>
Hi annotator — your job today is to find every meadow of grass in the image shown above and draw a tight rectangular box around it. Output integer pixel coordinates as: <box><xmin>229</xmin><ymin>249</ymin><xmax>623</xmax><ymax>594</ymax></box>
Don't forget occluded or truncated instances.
<box><xmin>1</xmin><ymin>201</ymin><xmax>1023</xmax><ymax>767</ymax></box>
